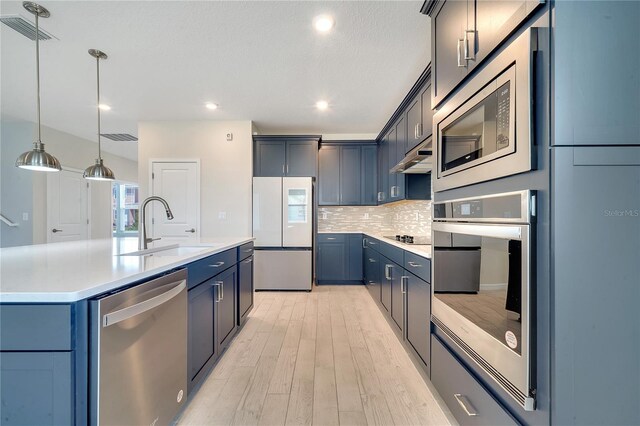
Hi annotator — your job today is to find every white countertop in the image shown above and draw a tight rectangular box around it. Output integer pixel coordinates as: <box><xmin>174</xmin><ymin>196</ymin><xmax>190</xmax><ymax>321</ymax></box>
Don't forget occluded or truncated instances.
<box><xmin>0</xmin><ymin>237</ymin><xmax>253</xmax><ymax>303</ymax></box>
<box><xmin>318</xmin><ymin>231</ymin><xmax>432</xmax><ymax>259</ymax></box>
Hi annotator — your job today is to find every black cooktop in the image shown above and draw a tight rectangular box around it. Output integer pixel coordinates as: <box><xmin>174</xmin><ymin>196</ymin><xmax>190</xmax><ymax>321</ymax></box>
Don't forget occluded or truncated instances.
<box><xmin>383</xmin><ymin>235</ymin><xmax>431</xmax><ymax>245</ymax></box>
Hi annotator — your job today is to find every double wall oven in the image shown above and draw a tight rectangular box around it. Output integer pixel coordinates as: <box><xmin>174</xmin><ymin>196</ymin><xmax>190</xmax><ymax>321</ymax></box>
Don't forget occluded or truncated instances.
<box><xmin>432</xmin><ymin>191</ymin><xmax>536</xmax><ymax>410</ymax></box>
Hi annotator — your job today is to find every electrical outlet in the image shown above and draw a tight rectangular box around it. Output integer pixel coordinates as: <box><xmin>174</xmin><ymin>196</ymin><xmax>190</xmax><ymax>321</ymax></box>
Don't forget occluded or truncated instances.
<box><xmin>321</xmin><ymin>212</ymin><xmax>327</xmax><ymax>220</ymax></box>
<box><xmin>226</xmin><ymin>133</ymin><xmax>233</xmax><ymax>141</ymax></box>
<box><xmin>218</xmin><ymin>211</ymin><xmax>226</xmax><ymax>220</ymax></box>
<box><xmin>22</xmin><ymin>212</ymin><xmax>29</xmax><ymax>221</ymax></box>
<box><xmin>415</xmin><ymin>212</ymin><xmax>419</xmax><ymax>221</ymax></box>
<box><xmin>364</xmin><ymin>213</ymin><xmax>370</xmax><ymax>219</ymax></box>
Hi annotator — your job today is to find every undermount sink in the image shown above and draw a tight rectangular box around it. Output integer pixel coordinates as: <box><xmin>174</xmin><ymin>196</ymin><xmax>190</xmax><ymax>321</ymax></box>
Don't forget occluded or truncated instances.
<box><xmin>116</xmin><ymin>243</ymin><xmax>222</xmax><ymax>257</ymax></box>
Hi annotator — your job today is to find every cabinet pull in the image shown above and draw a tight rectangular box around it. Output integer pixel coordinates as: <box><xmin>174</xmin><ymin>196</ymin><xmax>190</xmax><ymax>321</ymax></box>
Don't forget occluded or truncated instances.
<box><xmin>368</xmin><ymin>258</ymin><xmax>376</xmax><ymax>263</ymax></box>
<box><xmin>385</xmin><ymin>264</ymin><xmax>392</xmax><ymax>280</ymax></box>
<box><xmin>185</xmin><ymin>228</ymin><xmax>196</xmax><ymax>233</ymax></box>
<box><xmin>418</xmin><ymin>123</ymin><xmax>422</xmax><ymax>137</ymax></box>
<box><xmin>52</xmin><ymin>228</ymin><xmax>63</xmax><ymax>233</ymax></box>
<box><xmin>362</xmin><ymin>238</ymin><xmax>367</xmax><ymax>248</ymax></box>
<box><xmin>454</xmin><ymin>394</ymin><xmax>478</xmax><ymax>417</ymax></box>
<box><xmin>327</xmin><ymin>237</ymin><xmax>336</xmax><ymax>240</ymax></box>
<box><xmin>401</xmin><ymin>276</ymin><xmax>408</xmax><ymax>294</ymax></box>
<box><xmin>287</xmin><ymin>164</ymin><xmax>289</xmax><ymax>174</ymax></box>
<box><xmin>464</xmin><ymin>30</ymin><xmax>475</xmax><ymax>60</ymax></box>
<box><xmin>243</xmin><ymin>258</ymin><xmax>253</xmax><ymax>264</ymax></box>
<box><xmin>209</xmin><ymin>261</ymin><xmax>225</xmax><ymax>268</ymax></box>
<box><xmin>457</xmin><ymin>39</ymin><xmax>465</xmax><ymax>68</ymax></box>
<box><xmin>220</xmin><ymin>280</ymin><xmax>224</xmax><ymax>301</ymax></box>
<box><xmin>211</xmin><ymin>281</ymin><xmax>222</xmax><ymax>302</ymax></box>
<box><xmin>408</xmin><ymin>261</ymin><xmax>422</xmax><ymax>268</ymax></box>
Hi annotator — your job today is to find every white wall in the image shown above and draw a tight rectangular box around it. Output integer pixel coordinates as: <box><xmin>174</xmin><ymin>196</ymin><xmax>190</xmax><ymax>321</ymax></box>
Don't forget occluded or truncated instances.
<box><xmin>138</xmin><ymin>120</ymin><xmax>253</xmax><ymax>239</ymax></box>
<box><xmin>1</xmin><ymin>117</ymin><xmax>138</xmax><ymax>247</ymax></box>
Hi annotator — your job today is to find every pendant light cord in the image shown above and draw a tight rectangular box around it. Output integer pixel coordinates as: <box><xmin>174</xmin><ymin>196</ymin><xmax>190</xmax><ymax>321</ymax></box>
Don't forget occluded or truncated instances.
<box><xmin>96</xmin><ymin>54</ymin><xmax>102</xmax><ymax>161</ymax></box>
<box><xmin>35</xmin><ymin>12</ymin><xmax>42</xmax><ymax>145</ymax></box>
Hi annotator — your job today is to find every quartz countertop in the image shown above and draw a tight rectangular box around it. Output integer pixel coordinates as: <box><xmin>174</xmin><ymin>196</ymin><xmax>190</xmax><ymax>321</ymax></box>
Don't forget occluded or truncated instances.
<box><xmin>318</xmin><ymin>231</ymin><xmax>432</xmax><ymax>259</ymax></box>
<box><xmin>0</xmin><ymin>237</ymin><xmax>253</xmax><ymax>303</ymax></box>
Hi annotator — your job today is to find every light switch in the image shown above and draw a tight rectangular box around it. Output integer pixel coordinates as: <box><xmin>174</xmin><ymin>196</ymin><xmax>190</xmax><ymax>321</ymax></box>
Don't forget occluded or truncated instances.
<box><xmin>218</xmin><ymin>211</ymin><xmax>226</xmax><ymax>220</ymax></box>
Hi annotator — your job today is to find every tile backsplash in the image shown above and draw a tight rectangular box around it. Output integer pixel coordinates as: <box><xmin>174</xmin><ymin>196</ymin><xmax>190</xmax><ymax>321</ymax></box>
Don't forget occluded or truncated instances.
<box><xmin>318</xmin><ymin>200</ymin><xmax>432</xmax><ymax>236</ymax></box>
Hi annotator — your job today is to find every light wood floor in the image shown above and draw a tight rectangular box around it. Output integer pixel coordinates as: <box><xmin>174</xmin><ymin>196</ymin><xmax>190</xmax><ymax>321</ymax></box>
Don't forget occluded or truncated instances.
<box><xmin>177</xmin><ymin>285</ymin><xmax>454</xmax><ymax>426</ymax></box>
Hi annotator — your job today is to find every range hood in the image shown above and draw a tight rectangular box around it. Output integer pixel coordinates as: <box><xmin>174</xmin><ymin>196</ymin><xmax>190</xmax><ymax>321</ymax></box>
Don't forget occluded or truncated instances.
<box><xmin>391</xmin><ymin>138</ymin><xmax>433</xmax><ymax>174</ymax></box>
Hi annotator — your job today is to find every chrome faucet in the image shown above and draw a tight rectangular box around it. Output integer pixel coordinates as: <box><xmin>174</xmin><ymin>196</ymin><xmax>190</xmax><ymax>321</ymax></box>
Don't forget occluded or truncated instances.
<box><xmin>139</xmin><ymin>196</ymin><xmax>174</xmax><ymax>250</ymax></box>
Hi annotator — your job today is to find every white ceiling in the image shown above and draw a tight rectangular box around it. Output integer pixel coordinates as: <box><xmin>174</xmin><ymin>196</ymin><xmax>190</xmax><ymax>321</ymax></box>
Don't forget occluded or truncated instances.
<box><xmin>1</xmin><ymin>1</ymin><xmax>430</xmax><ymax>160</ymax></box>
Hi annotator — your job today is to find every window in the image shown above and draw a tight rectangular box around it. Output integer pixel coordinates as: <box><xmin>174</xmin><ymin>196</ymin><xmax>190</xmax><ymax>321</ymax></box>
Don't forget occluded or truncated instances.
<box><xmin>112</xmin><ymin>183</ymin><xmax>139</xmax><ymax>237</ymax></box>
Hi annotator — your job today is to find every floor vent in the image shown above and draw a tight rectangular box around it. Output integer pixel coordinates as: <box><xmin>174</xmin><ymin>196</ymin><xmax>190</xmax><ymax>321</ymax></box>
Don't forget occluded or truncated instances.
<box><xmin>100</xmin><ymin>133</ymin><xmax>138</xmax><ymax>142</ymax></box>
<box><xmin>0</xmin><ymin>15</ymin><xmax>55</xmax><ymax>40</ymax></box>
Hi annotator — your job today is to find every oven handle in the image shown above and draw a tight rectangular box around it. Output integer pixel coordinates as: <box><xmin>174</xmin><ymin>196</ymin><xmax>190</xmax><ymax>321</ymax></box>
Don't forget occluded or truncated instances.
<box><xmin>432</xmin><ymin>222</ymin><xmax>523</xmax><ymax>240</ymax></box>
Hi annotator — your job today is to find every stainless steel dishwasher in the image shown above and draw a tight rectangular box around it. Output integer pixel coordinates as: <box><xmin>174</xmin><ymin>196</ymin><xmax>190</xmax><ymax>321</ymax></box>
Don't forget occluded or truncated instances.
<box><xmin>90</xmin><ymin>269</ymin><xmax>187</xmax><ymax>426</ymax></box>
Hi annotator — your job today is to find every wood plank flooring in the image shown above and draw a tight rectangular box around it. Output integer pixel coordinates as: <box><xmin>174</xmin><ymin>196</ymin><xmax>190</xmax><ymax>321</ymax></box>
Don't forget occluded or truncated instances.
<box><xmin>177</xmin><ymin>285</ymin><xmax>454</xmax><ymax>426</ymax></box>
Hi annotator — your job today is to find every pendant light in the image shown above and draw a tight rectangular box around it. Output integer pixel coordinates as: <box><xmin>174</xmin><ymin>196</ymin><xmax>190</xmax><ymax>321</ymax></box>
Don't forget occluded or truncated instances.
<box><xmin>83</xmin><ymin>49</ymin><xmax>115</xmax><ymax>181</ymax></box>
<box><xmin>15</xmin><ymin>2</ymin><xmax>61</xmax><ymax>172</ymax></box>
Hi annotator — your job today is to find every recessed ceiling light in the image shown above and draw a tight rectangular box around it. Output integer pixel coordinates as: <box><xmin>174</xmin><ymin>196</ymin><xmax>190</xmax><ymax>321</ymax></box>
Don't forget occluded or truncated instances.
<box><xmin>98</xmin><ymin>103</ymin><xmax>111</xmax><ymax>111</ymax></box>
<box><xmin>205</xmin><ymin>102</ymin><xmax>218</xmax><ymax>110</ymax></box>
<box><xmin>313</xmin><ymin>15</ymin><xmax>334</xmax><ymax>33</ymax></box>
<box><xmin>316</xmin><ymin>100</ymin><xmax>329</xmax><ymax>111</ymax></box>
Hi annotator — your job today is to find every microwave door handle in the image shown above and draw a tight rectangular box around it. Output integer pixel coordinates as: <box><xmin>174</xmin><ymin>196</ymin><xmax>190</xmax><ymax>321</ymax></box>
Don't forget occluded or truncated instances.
<box><xmin>432</xmin><ymin>222</ymin><xmax>523</xmax><ymax>240</ymax></box>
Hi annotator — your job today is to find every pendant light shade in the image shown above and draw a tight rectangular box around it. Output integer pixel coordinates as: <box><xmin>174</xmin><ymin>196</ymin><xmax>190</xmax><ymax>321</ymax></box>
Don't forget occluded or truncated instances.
<box><xmin>83</xmin><ymin>49</ymin><xmax>115</xmax><ymax>181</ymax></box>
<box><xmin>15</xmin><ymin>2</ymin><xmax>61</xmax><ymax>172</ymax></box>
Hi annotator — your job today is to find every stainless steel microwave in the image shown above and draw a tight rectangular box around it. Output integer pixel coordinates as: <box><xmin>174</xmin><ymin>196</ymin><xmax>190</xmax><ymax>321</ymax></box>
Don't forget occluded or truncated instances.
<box><xmin>433</xmin><ymin>29</ymin><xmax>537</xmax><ymax>192</ymax></box>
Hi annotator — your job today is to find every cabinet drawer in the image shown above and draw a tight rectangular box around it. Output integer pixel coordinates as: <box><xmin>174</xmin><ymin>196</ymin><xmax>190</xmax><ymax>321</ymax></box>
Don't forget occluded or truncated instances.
<box><xmin>0</xmin><ymin>304</ymin><xmax>72</xmax><ymax>351</ymax></box>
<box><xmin>404</xmin><ymin>252</ymin><xmax>431</xmax><ymax>283</ymax></box>
<box><xmin>378</xmin><ymin>240</ymin><xmax>404</xmax><ymax>265</ymax></box>
<box><xmin>187</xmin><ymin>248</ymin><xmax>238</xmax><ymax>289</ymax></box>
<box><xmin>364</xmin><ymin>236</ymin><xmax>381</xmax><ymax>250</ymax></box>
<box><xmin>431</xmin><ymin>336</ymin><xmax>516</xmax><ymax>426</ymax></box>
<box><xmin>318</xmin><ymin>233</ymin><xmax>346</xmax><ymax>243</ymax></box>
<box><xmin>238</xmin><ymin>241</ymin><xmax>254</xmax><ymax>261</ymax></box>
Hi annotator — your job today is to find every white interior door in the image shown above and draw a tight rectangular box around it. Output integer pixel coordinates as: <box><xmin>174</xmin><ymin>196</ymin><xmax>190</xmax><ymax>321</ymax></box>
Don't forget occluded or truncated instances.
<box><xmin>151</xmin><ymin>161</ymin><xmax>199</xmax><ymax>243</ymax></box>
<box><xmin>47</xmin><ymin>169</ymin><xmax>89</xmax><ymax>243</ymax></box>
<box><xmin>282</xmin><ymin>177</ymin><xmax>312</xmax><ymax>247</ymax></box>
<box><xmin>252</xmin><ymin>177</ymin><xmax>282</xmax><ymax>247</ymax></box>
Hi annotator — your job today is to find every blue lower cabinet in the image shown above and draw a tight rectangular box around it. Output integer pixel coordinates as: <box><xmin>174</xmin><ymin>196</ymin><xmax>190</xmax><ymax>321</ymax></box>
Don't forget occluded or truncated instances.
<box><xmin>390</xmin><ymin>263</ymin><xmax>405</xmax><ymax>333</ymax></box>
<box><xmin>363</xmin><ymin>240</ymin><xmax>381</xmax><ymax>302</ymax></box>
<box><xmin>188</xmin><ymin>279</ymin><xmax>218</xmax><ymax>391</ymax></box>
<box><xmin>0</xmin><ymin>351</ymin><xmax>73</xmax><ymax>425</ymax></box>
<box><xmin>237</xmin><ymin>256</ymin><xmax>254</xmax><ymax>326</ymax></box>
<box><xmin>405</xmin><ymin>272</ymin><xmax>430</xmax><ymax>370</ymax></box>
<box><xmin>216</xmin><ymin>266</ymin><xmax>238</xmax><ymax>350</ymax></box>
<box><xmin>317</xmin><ymin>234</ymin><xmax>363</xmax><ymax>284</ymax></box>
<box><xmin>379</xmin><ymin>259</ymin><xmax>392</xmax><ymax>312</ymax></box>
<box><xmin>431</xmin><ymin>335</ymin><xmax>517</xmax><ymax>426</ymax></box>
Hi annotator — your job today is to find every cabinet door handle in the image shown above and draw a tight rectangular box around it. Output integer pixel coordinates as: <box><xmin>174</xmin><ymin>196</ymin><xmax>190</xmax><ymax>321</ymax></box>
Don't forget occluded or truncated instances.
<box><xmin>211</xmin><ymin>281</ymin><xmax>221</xmax><ymax>302</ymax></box>
<box><xmin>385</xmin><ymin>264</ymin><xmax>392</xmax><ymax>280</ymax></box>
<box><xmin>464</xmin><ymin>30</ymin><xmax>475</xmax><ymax>60</ymax></box>
<box><xmin>362</xmin><ymin>238</ymin><xmax>366</xmax><ymax>248</ymax></box>
<box><xmin>408</xmin><ymin>261</ymin><xmax>422</xmax><ymax>268</ymax></box>
<box><xmin>457</xmin><ymin>39</ymin><xmax>465</xmax><ymax>68</ymax></box>
<box><xmin>185</xmin><ymin>228</ymin><xmax>196</xmax><ymax>233</ymax></box>
<box><xmin>327</xmin><ymin>237</ymin><xmax>336</xmax><ymax>240</ymax></box>
<box><xmin>52</xmin><ymin>228</ymin><xmax>63</xmax><ymax>233</ymax></box>
<box><xmin>209</xmin><ymin>261</ymin><xmax>225</xmax><ymax>268</ymax></box>
<box><xmin>368</xmin><ymin>258</ymin><xmax>376</xmax><ymax>263</ymax></box>
<box><xmin>418</xmin><ymin>123</ymin><xmax>422</xmax><ymax>137</ymax></box>
<box><xmin>220</xmin><ymin>280</ymin><xmax>224</xmax><ymax>301</ymax></box>
<box><xmin>243</xmin><ymin>258</ymin><xmax>253</xmax><ymax>264</ymax></box>
<box><xmin>454</xmin><ymin>394</ymin><xmax>478</xmax><ymax>417</ymax></box>
<box><xmin>287</xmin><ymin>164</ymin><xmax>289</xmax><ymax>174</ymax></box>
<box><xmin>401</xmin><ymin>276</ymin><xmax>408</xmax><ymax>294</ymax></box>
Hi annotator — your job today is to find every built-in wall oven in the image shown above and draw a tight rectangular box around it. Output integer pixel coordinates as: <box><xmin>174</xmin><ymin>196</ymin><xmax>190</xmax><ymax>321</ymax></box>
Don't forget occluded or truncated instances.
<box><xmin>432</xmin><ymin>190</ymin><xmax>536</xmax><ymax>410</ymax></box>
<box><xmin>433</xmin><ymin>28</ymin><xmax>537</xmax><ymax>192</ymax></box>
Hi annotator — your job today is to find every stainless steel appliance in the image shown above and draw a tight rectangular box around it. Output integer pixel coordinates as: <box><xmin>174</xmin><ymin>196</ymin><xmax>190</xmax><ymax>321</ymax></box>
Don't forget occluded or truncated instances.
<box><xmin>253</xmin><ymin>177</ymin><xmax>313</xmax><ymax>290</ymax></box>
<box><xmin>91</xmin><ymin>269</ymin><xmax>187</xmax><ymax>425</ymax></box>
<box><xmin>433</xmin><ymin>29</ymin><xmax>537</xmax><ymax>192</ymax></box>
<box><xmin>432</xmin><ymin>190</ymin><xmax>535</xmax><ymax>410</ymax></box>
<box><xmin>391</xmin><ymin>138</ymin><xmax>433</xmax><ymax>174</ymax></box>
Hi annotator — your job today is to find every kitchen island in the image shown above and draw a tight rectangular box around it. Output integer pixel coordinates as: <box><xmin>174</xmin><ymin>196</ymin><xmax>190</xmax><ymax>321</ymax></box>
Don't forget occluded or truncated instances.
<box><xmin>0</xmin><ymin>237</ymin><xmax>254</xmax><ymax>425</ymax></box>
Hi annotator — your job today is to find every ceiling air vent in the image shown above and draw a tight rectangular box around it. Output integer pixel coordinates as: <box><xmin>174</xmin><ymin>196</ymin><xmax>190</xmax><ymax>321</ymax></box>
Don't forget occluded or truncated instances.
<box><xmin>100</xmin><ymin>133</ymin><xmax>138</xmax><ymax>142</ymax></box>
<box><xmin>0</xmin><ymin>15</ymin><xmax>55</xmax><ymax>40</ymax></box>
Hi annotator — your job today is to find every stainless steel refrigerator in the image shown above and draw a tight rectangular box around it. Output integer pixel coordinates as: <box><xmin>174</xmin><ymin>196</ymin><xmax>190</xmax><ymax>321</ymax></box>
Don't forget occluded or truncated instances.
<box><xmin>252</xmin><ymin>177</ymin><xmax>313</xmax><ymax>291</ymax></box>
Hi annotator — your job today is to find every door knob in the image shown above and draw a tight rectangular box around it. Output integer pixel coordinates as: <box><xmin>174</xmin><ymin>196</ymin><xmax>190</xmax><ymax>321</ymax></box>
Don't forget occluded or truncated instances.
<box><xmin>185</xmin><ymin>228</ymin><xmax>196</xmax><ymax>233</ymax></box>
<box><xmin>52</xmin><ymin>228</ymin><xmax>62</xmax><ymax>233</ymax></box>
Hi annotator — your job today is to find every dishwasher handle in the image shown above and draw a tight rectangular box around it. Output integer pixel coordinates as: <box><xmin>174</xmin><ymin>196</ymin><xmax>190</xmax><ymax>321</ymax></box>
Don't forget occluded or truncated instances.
<box><xmin>103</xmin><ymin>280</ymin><xmax>186</xmax><ymax>327</ymax></box>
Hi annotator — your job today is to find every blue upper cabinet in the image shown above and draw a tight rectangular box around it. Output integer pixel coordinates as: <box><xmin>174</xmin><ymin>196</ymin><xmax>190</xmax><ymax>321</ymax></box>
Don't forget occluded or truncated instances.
<box><xmin>553</xmin><ymin>1</ymin><xmax>640</xmax><ymax>146</ymax></box>
<box><xmin>424</xmin><ymin>0</ymin><xmax>543</xmax><ymax>108</ymax></box>
<box><xmin>318</xmin><ymin>143</ymin><xmax>378</xmax><ymax>206</ymax></box>
<box><xmin>253</xmin><ymin>136</ymin><xmax>319</xmax><ymax>177</ymax></box>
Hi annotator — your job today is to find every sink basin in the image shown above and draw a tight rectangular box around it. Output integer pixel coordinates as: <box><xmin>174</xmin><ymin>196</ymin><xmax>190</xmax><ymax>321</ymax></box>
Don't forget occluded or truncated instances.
<box><xmin>116</xmin><ymin>243</ymin><xmax>222</xmax><ymax>257</ymax></box>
